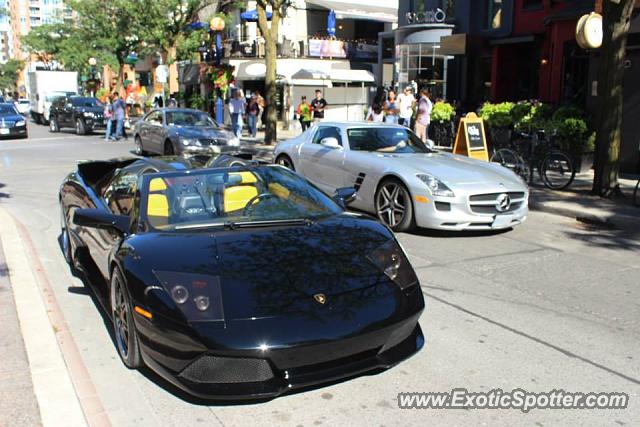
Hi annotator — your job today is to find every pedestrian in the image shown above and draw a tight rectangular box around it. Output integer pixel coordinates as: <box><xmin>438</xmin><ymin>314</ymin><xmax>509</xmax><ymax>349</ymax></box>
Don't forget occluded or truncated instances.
<box><xmin>255</xmin><ymin>90</ymin><xmax>265</xmax><ymax>129</ymax></box>
<box><xmin>246</xmin><ymin>94</ymin><xmax>259</xmax><ymax>138</ymax></box>
<box><xmin>296</xmin><ymin>95</ymin><xmax>312</xmax><ymax>131</ymax></box>
<box><xmin>103</xmin><ymin>98</ymin><xmax>113</xmax><ymax>141</ymax></box>
<box><xmin>113</xmin><ymin>94</ymin><xmax>127</xmax><ymax>140</ymax></box>
<box><xmin>398</xmin><ymin>86</ymin><xmax>415</xmax><ymax>127</ymax></box>
<box><xmin>310</xmin><ymin>89</ymin><xmax>327</xmax><ymax>124</ymax></box>
<box><xmin>366</xmin><ymin>103</ymin><xmax>384</xmax><ymax>122</ymax></box>
<box><xmin>384</xmin><ymin>90</ymin><xmax>399</xmax><ymax>125</ymax></box>
<box><xmin>414</xmin><ymin>88</ymin><xmax>433</xmax><ymax>143</ymax></box>
<box><xmin>229</xmin><ymin>90</ymin><xmax>246</xmax><ymax>138</ymax></box>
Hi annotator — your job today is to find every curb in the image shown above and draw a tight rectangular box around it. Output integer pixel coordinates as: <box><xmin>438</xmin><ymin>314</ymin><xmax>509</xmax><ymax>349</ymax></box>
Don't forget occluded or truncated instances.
<box><xmin>0</xmin><ymin>207</ymin><xmax>110</xmax><ymax>427</ymax></box>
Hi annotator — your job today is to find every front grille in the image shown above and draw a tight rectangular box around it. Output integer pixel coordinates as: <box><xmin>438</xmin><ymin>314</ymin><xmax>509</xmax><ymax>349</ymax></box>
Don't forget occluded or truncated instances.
<box><xmin>469</xmin><ymin>192</ymin><xmax>525</xmax><ymax>202</ymax></box>
<box><xmin>178</xmin><ymin>355</ymin><xmax>274</xmax><ymax>384</ymax></box>
<box><xmin>471</xmin><ymin>201</ymin><xmax>523</xmax><ymax>215</ymax></box>
<box><xmin>468</xmin><ymin>191</ymin><xmax>526</xmax><ymax>215</ymax></box>
<box><xmin>198</xmin><ymin>138</ymin><xmax>222</xmax><ymax>146</ymax></box>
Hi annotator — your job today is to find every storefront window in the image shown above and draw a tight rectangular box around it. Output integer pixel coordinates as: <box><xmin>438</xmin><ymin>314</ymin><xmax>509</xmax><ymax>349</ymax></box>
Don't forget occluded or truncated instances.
<box><xmin>486</xmin><ymin>0</ymin><xmax>502</xmax><ymax>30</ymax></box>
<box><xmin>397</xmin><ymin>43</ymin><xmax>449</xmax><ymax>99</ymax></box>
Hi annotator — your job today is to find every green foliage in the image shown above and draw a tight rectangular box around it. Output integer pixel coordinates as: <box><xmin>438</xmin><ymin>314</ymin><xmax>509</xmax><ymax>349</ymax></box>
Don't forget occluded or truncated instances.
<box><xmin>430</xmin><ymin>101</ymin><xmax>455</xmax><ymax>123</ymax></box>
<box><xmin>0</xmin><ymin>59</ymin><xmax>26</xmax><ymax>93</ymax></box>
<box><xmin>554</xmin><ymin>117</ymin><xmax>589</xmax><ymax>154</ymax></box>
<box><xmin>552</xmin><ymin>105</ymin><xmax>585</xmax><ymax>121</ymax></box>
<box><xmin>479</xmin><ymin>102</ymin><xmax>514</xmax><ymax>128</ymax></box>
<box><xmin>510</xmin><ymin>101</ymin><xmax>533</xmax><ymax>124</ymax></box>
<box><xmin>189</xmin><ymin>94</ymin><xmax>206</xmax><ymax>110</ymax></box>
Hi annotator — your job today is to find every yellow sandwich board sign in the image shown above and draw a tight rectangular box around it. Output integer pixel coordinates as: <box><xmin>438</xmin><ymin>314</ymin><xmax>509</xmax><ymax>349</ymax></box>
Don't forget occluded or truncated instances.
<box><xmin>452</xmin><ymin>112</ymin><xmax>489</xmax><ymax>161</ymax></box>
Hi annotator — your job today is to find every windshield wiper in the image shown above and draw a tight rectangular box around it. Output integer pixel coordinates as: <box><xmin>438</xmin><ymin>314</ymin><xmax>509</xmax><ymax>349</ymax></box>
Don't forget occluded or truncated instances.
<box><xmin>174</xmin><ymin>218</ymin><xmax>314</xmax><ymax>231</ymax></box>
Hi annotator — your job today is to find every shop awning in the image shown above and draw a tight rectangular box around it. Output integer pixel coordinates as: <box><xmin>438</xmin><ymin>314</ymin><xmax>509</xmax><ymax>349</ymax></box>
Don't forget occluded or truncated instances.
<box><xmin>330</xmin><ymin>69</ymin><xmax>375</xmax><ymax>83</ymax></box>
<box><xmin>305</xmin><ymin>0</ymin><xmax>398</xmax><ymax>23</ymax></box>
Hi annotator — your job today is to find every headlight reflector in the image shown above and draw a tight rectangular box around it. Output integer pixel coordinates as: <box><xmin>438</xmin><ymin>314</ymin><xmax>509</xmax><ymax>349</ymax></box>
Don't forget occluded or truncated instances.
<box><xmin>15</xmin><ymin>120</ymin><xmax>26</xmax><ymax>127</ymax></box>
<box><xmin>152</xmin><ymin>271</ymin><xmax>224</xmax><ymax>321</ymax></box>
<box><xmin>180</xmin><ymin>137</ymin><xmax>202</xmax><ymax>146</ymax></box>
<box><xmin>416</xmin><ymin>173</ymin><xmax>455</xmax><ymax>197</ymax></box>
<box><xmin>367</xmin><ymin>239</ymin><xmax>418</xmax><ymax>290</ymax></box>
<box><xmin>170</xmin><ymin>285</ymin><xmax>189</xmax><ymax>304</ymax></box>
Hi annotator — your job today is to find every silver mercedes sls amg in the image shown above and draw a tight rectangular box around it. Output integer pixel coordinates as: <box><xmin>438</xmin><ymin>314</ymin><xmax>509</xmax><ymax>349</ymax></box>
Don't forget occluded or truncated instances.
<box><xmin>274</xmin><ymin>122</ymin><xmax>528</xmax><ymax>232</ymax></box>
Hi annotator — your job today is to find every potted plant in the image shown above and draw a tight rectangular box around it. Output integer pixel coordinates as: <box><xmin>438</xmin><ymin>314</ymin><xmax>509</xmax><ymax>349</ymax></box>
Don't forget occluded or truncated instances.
<box><xmin>554</xmin><ymin>116</ymin><xmax>592</xmax><ymax>173</ymax></box>
<box><xmin>429</xmin><ymin>101</ymin><xmax>456</xmax><ymax>147</ymax></box>
<box><xmin>479</xmin><ymin>102</ymin><xmax>514</xmax><ymax>148</ymax></box>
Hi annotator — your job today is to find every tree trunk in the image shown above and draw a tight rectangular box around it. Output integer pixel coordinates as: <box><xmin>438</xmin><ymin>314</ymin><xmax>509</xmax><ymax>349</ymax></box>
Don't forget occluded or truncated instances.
<box><xmin>592</xmin><ymin>0</ymin><xmax>635</xmax><ymax>197</ymax></box>
<box><xmin>116</xmin><ymin>61</ymin><xmax>126</xmax><ymax>95</ymax></box>
<box><xmin>257</xmin><ymin>1</ymin><xmax>282</xmax><ymax>145</ymax></box>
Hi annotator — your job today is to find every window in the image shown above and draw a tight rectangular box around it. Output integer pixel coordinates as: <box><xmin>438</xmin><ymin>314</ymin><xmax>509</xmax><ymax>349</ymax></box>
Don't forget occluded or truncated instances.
<box><xmin>104</xmin><ymin>171</ymin><xmax>138</xmax><ymax>215</ymax></box>
<box><xmin>347</xmin><ymin>127</ymin><xmax>432</xmax><ymax>153</ymax></box>
<box><xmin>144</xmin><ymin>111</ymin><xmax>163</xmax><ymax>125</ymax></box>
<box><xmin>312</xmin><ymin>126</ymin><xmax>342</xmax><ymax>146</ymax></box>
<box><xmin>486</xmin><ymin>0</ymin><xmax>502</xmax><ymax>29</ymax></box>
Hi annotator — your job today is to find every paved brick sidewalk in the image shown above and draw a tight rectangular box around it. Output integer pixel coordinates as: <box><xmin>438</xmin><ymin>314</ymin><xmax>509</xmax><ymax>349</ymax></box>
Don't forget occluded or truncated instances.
<box><xmin>0</xmin><ymin>237</ymin><xmax>42</xmax><ymax>427</ymax></box>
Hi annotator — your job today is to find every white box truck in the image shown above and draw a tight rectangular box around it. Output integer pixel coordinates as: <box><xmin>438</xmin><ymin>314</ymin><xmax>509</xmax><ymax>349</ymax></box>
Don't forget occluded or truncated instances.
<box><xmin>27</xmin><ymin>71</ymin><xmax>78</xmax><ymax>124</ymax></box>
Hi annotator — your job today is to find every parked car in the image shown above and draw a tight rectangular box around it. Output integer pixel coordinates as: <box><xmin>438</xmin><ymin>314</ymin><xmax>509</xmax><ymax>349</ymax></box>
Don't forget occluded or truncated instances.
<box><xmin>15</xmin><ymin>98</ymin><xmax>30</xmax><ymax>115</ymax></box>
<box><xmin>133</xmin><ymin>108</ymin><xmax>240</xmax><ymax>156</ymax></box>
<box><xmin>275</xmin><ymin>122</ymin><xmax>529</xmax><ymax>232</ymax></box>
<box><xmin>0</xmin><ymin>103</ymin><xmax>28</xmax><ymax>138</ymax></box>
<box><xmin>49</xmin><ymin>96</ymin><xmax>105</xmax><ymax>135</ymax></box>
<box><xmin>59</xmin><ymin>157</ymin><xmax>424</xmax><ymax>399</ymax></box>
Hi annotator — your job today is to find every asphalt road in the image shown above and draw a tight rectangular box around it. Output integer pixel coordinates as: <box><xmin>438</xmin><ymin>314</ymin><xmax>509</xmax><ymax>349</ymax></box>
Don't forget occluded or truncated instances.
<box><xmin>1</xmin><ymin>122</ymin><xmax>639</xmax><ymax>426</ymax></box>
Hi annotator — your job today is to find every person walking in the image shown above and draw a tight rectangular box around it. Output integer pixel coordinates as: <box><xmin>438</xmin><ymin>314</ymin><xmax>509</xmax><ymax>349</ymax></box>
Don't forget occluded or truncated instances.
<box><xmin>103</xmin><ymin>98</ymin><xmax>113</xmax><ymax>141</ymax></box>
<box><xmin>296</xmin><ymin>96</ymin><xmax>312</xmax><ymax>131</ymax></box>
<box><xmin>414</xmin><ymin>88</ymin><xmax>433</xmax><ymax>143</ymax></box>
<box><xmin>398</xmin><ymin>86</ymin><xmax>415</xmax><ymax>127</ymax></box>
<box><xmin>310</xmin><ymin>89</ymin><xmax>327</xmax><ymax>124</ymax></box>
<box><xmin>255</xmin><ymin>90</ymin><xmax>265</xmax><ymax>129</ymax></box>
<box><xmin>229</xmin><ymin>90</ymin><xmax>246</xmax><ymax>138</ymax></box>
<box><xmin>366</xmin><ymin>103</ymin><xmax>384</xmax><ymax>122</ymax></box>
<box><xmin>113</xmin><ymin>94</ymin><xmax>127</xmax><ymax>140</ymax></box>
<box><xmin>246</xmin><ymin>94</ymin><xmax>259</xmax><ymax>138</ymax></box>
<box><xmin>383</xmin><ymin>90</ymin><xmax>399</xmax><ymax>125</ymax></box>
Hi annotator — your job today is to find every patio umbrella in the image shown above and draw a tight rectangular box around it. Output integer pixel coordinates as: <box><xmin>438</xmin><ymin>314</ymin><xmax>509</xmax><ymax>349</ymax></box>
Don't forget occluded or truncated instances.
<box><xmin>185</xmin><ymin>21</ymin><xmax>207</xmax><ymax>31</ymax></box>
<box><xmin>240</xmin><ymin>9</ymin><xmax>272</xmax><ymax>22</ymax></box>
<box><xmin>327</xmin><ymin>10</ymin><xmax>336</xmax><ymax>37</ymax></box>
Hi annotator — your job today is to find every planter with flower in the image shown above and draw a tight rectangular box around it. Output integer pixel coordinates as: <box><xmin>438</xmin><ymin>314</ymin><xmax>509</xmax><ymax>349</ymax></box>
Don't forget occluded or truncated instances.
<box><xmin>207</xmin><ymin>64</ymin><xmax>235</xmax><ymax>99</ymax></box>
<box><xmin>429</xmin><ymin>101</ymin><xmax>456</xmax><ymax>147</ymax></box>
<box><xmin>479</xmin><ymin>102</ymin><xmax>515</xmax><ymax>149</ymax></box>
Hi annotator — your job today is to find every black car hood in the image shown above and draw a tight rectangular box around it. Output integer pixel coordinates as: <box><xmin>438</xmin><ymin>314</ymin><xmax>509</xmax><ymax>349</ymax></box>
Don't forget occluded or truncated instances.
<box><xmin>128</xmin><ymin>215</ymin><xmax>393</xmax><ymax>321</ymax></box>
<box><xmin>76</xmin><ymin>106</ymin><xmax>103</xmax><ymax>114</ymax></box>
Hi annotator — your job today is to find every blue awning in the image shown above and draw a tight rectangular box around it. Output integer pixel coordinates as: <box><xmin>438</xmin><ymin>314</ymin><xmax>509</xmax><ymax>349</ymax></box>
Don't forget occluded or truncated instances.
<box><xmin>240</xmin><ymin>9</ymin><xmax>272</xmax><ymax>22</ymax></box>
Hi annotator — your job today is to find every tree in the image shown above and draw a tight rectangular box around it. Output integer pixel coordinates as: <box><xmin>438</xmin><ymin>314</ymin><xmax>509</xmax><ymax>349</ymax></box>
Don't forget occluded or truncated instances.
<box><xmin>592</xmin><ymin>0</ymin><xmax>636</xmax><ymax>197</ymax></box>
<box><xmin>0</xmin><ymin>59</ymin><xmax>25</xmax><ymax>94</ymax></box>
<box><xmin>256</xmin><ymin>0</ymin><xmax>288</xmax><ymax>145</ymax></box>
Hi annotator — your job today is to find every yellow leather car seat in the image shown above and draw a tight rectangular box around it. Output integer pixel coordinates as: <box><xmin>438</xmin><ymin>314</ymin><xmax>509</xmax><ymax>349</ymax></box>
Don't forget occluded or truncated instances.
<box><xmin>223</xmin><ymin>172</ymin><xmax>259</xmax><ymax>213</ymax></box>
<box><xmin>147</xmin><ymin>178</ymin><xmax>170</xmax><ymax>227</ymax></box>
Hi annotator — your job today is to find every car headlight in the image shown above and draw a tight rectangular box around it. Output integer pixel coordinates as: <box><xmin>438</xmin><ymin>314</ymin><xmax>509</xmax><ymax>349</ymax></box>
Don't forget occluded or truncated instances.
<box><xmin>151</xmin><ymin>271</ymin><xmax>224</xmax><ymax>321</ymax></box>
<box><xmin>83</xmin><ymin>112</ymin><xmax>95</xmax><ymax>118</ymax></box>
<box><xmin>367</xmin><ymin>239</ymin><xmax>418</xmax><ymax>290</ymax></box>
<box><xmin>180</xmin><ymin>137</ymin><xmax>202</xmax><ymax>146</ymax></box>
<box><xmin>15</xmin><ymin>120</ymin><xmax>26</xmax><ymax>127</ymax></box>
<box><xmin>416</xmin><ymin>173</ymin><xmax>455</xmax><ymax>197</ymax></box>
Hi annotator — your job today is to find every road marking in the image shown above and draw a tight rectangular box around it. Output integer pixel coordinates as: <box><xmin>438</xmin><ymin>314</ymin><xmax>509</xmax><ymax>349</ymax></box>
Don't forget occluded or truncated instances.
<box><xmin>0</xmin><ymin>207</ymin><xmax>105</xmax><ymax>426</ymax></box>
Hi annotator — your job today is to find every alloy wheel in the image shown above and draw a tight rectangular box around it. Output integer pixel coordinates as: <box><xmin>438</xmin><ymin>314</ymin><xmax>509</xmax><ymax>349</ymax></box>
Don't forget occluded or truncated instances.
<box><xmin>112</xmin><ymin>277</ymin><xmax>130</xmax><ymax>359</ymax></box>
<box><xmin>376</xmin><ymin>182</ymin><xmax>408</xmax><ymax>228</ymax></box>
<box><xmin>276</xmin><ymin>155</ymin><xmax>294</xmax><ymax>170</ymax></box>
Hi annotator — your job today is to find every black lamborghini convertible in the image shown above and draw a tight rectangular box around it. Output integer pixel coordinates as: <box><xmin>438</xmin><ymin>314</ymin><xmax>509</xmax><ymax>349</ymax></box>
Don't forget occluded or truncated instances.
<box><xmin>59</xmin><ymin>155</ymin><xmax>425</xmax><ymax>400</ymax></box>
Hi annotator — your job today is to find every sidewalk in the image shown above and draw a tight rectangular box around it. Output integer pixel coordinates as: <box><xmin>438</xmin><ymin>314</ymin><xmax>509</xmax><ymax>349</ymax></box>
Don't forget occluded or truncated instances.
<box><xmin>528</xmin><ymin>172</ymin><xmax>639</xmax><ymax>231</ymax></box>
<box><xmin>0</xmin><ymin>237</ymin><xmax>42</xmax><ymax>427</ymax></box>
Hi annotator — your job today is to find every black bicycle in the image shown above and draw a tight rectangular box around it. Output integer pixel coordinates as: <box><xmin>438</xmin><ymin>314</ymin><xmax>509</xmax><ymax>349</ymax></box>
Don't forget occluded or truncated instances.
<box><xmin>490</xmin><ymin>130</ymin><xmax>576</xmax><ymax>190</ymax></box>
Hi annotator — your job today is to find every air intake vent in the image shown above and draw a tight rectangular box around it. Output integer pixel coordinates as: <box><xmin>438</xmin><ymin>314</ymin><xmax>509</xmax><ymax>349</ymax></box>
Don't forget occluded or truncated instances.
<box><xmin>178</xmin><ymin>355</ymin><xmax>275</xmax><ymax>384</ymax></box>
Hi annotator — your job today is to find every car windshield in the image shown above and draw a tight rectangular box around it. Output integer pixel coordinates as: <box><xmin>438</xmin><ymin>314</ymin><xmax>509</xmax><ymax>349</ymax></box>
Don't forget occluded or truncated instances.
<box><xmin>71</xmin><ymin>97</ymin><xmax>102</xmax><ymax>107</ymax></box>
<box><xmin>347</xmin><ymin>127</ymin><xmax>433</xmax><ymax>153</ymax></box>
<box><xmin>142</xmin><ymin>166</ymin><xmax>342</xmax><ymax>231</ymax></box>
<box><xmin>0</xmin><ymin>104</ymin><xmax>19</xmax><ymax>115</ymax></box>
<box><xmin>166</xmin><ymin>111</ymin><xmax>215</xmax><ymax>127</ymax></box>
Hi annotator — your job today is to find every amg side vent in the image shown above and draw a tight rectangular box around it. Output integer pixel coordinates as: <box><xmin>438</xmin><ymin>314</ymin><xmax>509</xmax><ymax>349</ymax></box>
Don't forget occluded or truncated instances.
<box><xmin>354</xmin><ymin>173</ymin><xmax>366</xmax><ymax>191</ymax></box>
<box><xmin>178</xmin><ymin>355</ymin><xmax>275</xmax><ymax>384</ymax></box>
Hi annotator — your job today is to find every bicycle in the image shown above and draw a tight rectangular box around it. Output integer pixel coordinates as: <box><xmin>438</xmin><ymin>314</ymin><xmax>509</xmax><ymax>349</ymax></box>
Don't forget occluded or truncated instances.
<box><xmin>490</xmin><ymin>130</ymin><xmax>576</xmax><ymax>190</ymax></box>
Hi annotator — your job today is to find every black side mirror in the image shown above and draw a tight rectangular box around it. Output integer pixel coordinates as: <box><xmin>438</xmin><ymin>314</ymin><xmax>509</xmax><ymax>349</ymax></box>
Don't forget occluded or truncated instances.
<box><xmin>73</xmin><ymin>208</ymin><xmax>130</xmax><ymax>235</ymax></box>
<box><xmin>333</xmin><ymin>187</ymin><xmax>357</xmax><ymax>208</ymax></box>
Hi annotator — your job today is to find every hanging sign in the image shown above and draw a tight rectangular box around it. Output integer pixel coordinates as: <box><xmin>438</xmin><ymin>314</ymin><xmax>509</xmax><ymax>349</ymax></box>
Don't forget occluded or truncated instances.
<box><xmin>452</xmin><ymin>112</ymin><xmax>489</xmax><ymax>161</ymax></box>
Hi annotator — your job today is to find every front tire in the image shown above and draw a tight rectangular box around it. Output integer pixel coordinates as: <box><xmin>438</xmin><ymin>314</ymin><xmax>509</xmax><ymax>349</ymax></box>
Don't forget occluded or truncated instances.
<box><xmin>275</xmin><ymin>154</ymin><xmax>295</xmax><ymax>170</ymax></box>
<box><xmin>375</xmin><ymin>179</ymin><xmax>414</xmax><ymax>232</ymax></box>
<box><xmin>134</xmin><ymin>136</ymin><xmax>146</xmax><ymax>156</ymax></box>
<box><xmin>76</xmin><ymin>118</ymin><xmax>86</xmax><ymax>135</ymax></box>
<box><xmin>164</xmin><ymin>140</ymin><xmax>175</xmax><ymax>155</ymax></box>
<box><xmin>111</xmin><ymin>267</ymin><xmax>142</xmax><ymax>369</ymax></box>
<box><xmin>49</xmin><ymin>116</ymin><xmax>59</xmax><ymax>133</ymax></box>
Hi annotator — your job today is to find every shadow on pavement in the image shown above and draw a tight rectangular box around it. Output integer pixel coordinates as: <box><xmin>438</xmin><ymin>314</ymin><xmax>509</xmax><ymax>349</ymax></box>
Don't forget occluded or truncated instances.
<box><xmin>562</xmin><ymin>221</ymin><xmax>640</xmax><ymax>252</ymax></box>
<box><xmin>0</xmin><ymin>183</ymin><xmax>9</xmax><ymax>199</ymax></box>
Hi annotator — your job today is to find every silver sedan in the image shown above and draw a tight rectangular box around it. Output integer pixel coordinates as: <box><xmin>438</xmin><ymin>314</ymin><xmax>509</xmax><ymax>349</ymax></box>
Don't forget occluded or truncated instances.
<box><xmin>274</xmin><ymin>122</ymin><xmax>528</xmax><ymax>232</ymax></box>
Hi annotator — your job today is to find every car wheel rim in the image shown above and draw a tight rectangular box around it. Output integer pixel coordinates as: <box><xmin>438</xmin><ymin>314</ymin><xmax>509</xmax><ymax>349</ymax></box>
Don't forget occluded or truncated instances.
<box><xmin>377</xmin><ymin>183</ymin><xmax>407</xmax><ymax>228</ymax></box>
<box><xmin>60</xmin><ymin>208</ymin><xmax>71</xmax><ymax>262</ymax></box>
<box><xmin>113</xmin><ymin>278</ymin><xmax>129</xmax><ymax>358</ymax></box>
<box><xmin>76</xmin><ymin>121</ymin><xmax>81</xmax><ymax>134</ymax></box>
<box><xmin>135</xmin><ymin>138</ymin><xmax>142</xmax><ymax>154</ymax></box>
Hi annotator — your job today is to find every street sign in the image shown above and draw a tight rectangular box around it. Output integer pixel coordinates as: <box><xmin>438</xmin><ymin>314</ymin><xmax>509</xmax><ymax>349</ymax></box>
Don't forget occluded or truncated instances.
<box><xmin>452</xmin><ymin>112</ymin><xmax>489</xmax><ymax>161</ymax></box>
<box><xmin>156</xmin><ymin>65</ymin><xmax>169</xmax><ymax>83</ymax></box>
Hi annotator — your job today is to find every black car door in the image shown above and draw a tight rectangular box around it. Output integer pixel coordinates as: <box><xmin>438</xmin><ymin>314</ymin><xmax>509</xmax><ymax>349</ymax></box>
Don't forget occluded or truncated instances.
<box><xmin>61</xmin><ymin>97</ymin><xmax>74</xmax><ymax>127</ymax></box>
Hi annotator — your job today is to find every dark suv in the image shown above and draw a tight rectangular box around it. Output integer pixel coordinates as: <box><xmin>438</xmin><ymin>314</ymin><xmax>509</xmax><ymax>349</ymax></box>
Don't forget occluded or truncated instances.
<box><xmin>49</xmin><ymin>96</ymin><xmax>105</xmax><ymax>135</ymax></box>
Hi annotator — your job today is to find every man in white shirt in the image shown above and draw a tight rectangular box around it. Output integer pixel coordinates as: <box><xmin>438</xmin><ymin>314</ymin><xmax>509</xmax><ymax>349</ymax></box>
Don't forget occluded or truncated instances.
<box><xmin>229</xmin><ymin>90</ymin><xmax>246</xmax><ymax>138</ymax></box>
<box><xmin>398</xmin><ymin>86</ymin><xmax>415</xmax><ymax>128</ymax></box>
